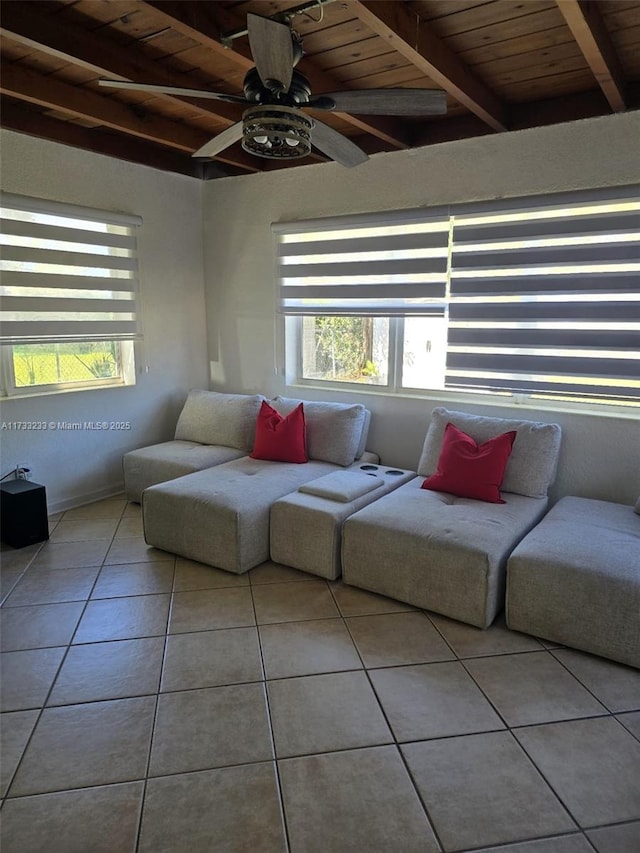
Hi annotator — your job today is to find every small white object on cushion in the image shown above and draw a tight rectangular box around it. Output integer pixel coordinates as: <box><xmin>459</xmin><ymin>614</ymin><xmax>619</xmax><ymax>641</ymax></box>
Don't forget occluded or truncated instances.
<box><xmin>272</xmin><ymin>396</ymin><xmax>367</xmax><ymax>467</ymax></box>
<box><xmin>174</xmin><ymin>390</ymin><xmax>264</xmax><ymax>451</ymax></box>
<box><xmin>635</xmin><ymin>496</ymin><xmax>640</xmax><ymax>515</ymax></box>
<box><xmin>417</xmin><ymin>407</ymin><xmax>561</xmax><ymax>498</ymax></box>
<box><xmin>299</xmin><ymin>471</ymin><xmax>383</xmax><ymax>502</ymax></box>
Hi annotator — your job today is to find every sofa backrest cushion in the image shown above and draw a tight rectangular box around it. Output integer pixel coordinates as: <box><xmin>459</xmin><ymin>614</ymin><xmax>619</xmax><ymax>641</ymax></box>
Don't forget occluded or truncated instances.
<box><xmin>174</xmin><ymin>390</ymin><xmax>264</xmax><ymax>451</ymax></box>
<box><xmin>417</xmin><ymin>407</ymin><xmax>562</xmax><ymax>498</ymax></box>
<box><xmin>272</xmin><ymin>396</ymin><xmax>367</xmax><ymax>467</ymax></box>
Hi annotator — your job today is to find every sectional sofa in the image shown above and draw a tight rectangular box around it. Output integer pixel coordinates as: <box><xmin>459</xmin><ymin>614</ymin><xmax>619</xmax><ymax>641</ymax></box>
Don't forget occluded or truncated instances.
<box><xmin>129</xmin><ymin>390</ymin><xmax>390</xmax><ymax>574</ymax></box>
<box><xmin>125</xmin><ymin>390</ymin><xmax>640</xmax><ymax>668</ymax></box>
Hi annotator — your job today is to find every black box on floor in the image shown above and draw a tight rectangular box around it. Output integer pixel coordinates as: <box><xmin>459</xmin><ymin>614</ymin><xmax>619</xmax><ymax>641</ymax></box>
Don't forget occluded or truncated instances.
<box><xmin>0</xmin><ymin>479</ymin><xmax>49</xmax><ymax>549</ymax></box>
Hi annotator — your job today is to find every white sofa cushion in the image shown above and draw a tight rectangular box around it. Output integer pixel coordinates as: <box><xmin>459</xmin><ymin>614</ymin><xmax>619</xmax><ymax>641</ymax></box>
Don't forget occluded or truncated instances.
<box><xmin>143</xmin><ymin>457</ymin><xmax>339</xmax><ymax>573</ymax></box>
<box><xmin>123</xmin><ymin>441</ymin><xmax>244</xmax><ymax>503</ymax></box>
<box><xmin>272</xmin><ymin>396</ymin><xmax>367</xmax><ymax>467</ymax></box>
<box><xmin>342</xmin><ymin>478</ymin><xmax>548</xmax><ymax>628</ymax></box>
<box><xmin>417</xmin><ymin>407</ymin><xmax>561</xmax><ymax>498</ymax></box>
<box><xmin>507</xmin><ymin>496</ymin><xmax>640</xmax><ymax>667</ymax></box>
<box><xmin>174</xmin><ymin>390</ymin><xmax>264</xmax><ymax>451</ymax></box>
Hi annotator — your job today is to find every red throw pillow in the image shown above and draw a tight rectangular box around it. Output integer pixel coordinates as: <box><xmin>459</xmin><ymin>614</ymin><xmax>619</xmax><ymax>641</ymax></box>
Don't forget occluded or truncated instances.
<box><xmin>421</xmin><ymin>422</ymin><xmax>517</xmax><ymax>503</ymax></box>
<box><xmin>250</xmin><ymin>401</ymin><xmax>308</xmax><ymax>463</ymax></box>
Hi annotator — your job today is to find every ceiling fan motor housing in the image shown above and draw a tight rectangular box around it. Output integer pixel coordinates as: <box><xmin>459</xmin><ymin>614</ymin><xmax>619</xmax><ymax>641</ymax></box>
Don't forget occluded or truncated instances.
<box><xmin>243</xmin><ymin>68</ymin><xmax>312</xmax><ymax>106</ymax></box>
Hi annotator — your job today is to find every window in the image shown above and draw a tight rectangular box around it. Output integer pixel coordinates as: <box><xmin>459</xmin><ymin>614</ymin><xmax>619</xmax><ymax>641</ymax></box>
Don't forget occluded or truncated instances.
<box><xmin>0</xmin><ymin>193</ymin><xmax>142</xmax><ymax>396</ymax></box>
<box><xmin>275</xmin><ymin>186</ymin><xmax>640</xmax><ymax>408</ymax></box>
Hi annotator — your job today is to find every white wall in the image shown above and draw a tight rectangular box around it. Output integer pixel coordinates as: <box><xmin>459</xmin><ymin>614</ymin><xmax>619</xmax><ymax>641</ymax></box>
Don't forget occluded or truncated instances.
<box><xmin>202</xmin><ymin>112</ymin><xmax>640</xmax><ymax>505</ymax></box>
<box><xmin>0</xmin><ymin>131</ymin><xmax>209</xmax><ymax>512</ymax></box>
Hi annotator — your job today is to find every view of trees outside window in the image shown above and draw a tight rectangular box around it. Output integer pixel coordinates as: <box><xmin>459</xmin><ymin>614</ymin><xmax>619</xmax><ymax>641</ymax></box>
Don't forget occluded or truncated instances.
<box><xmin>301</xmin><ymin>316</ymin><xmax>389</xmax><ymax>385</ymax></box>
<box><xmin>299</xmin><ymin>315</ymin><xmax>448</xmax><ymax>391</ymax></box>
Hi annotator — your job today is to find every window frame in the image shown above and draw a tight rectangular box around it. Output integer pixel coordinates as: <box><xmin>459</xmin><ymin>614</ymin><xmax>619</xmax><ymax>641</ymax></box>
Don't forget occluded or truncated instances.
<box><xmin>0</xmin><ymin>193</ymin><xmax>142</xmax><ymax>399</ymax></box>
<box><xmin>275</xmin><ymin>185</ymin><xmax>640</xmax><ymax>412</ymax></box>
<box><xmin>1</xmin><ymin>340</ymin><xmax>136</xmax><ymax>399</ymax></box>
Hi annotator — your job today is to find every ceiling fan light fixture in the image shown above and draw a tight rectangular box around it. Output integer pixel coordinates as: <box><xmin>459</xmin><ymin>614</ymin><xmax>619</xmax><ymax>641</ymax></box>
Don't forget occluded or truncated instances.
<box><xmin>242</xmin><ymin>105</ymin><xmax>313</xmax><ymax>160</ymax></box>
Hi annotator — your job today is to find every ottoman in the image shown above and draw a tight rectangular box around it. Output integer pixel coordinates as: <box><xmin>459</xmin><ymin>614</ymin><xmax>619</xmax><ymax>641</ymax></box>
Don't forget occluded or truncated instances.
<box><xmin>270</xmin><ymin>464</ymin><xmax>416</xmax><ymax>579</ymax></box>
<box><xmin>506</xmin><ymin>496</ymin><xmax>640</xmax><ymax>668</ymax></box>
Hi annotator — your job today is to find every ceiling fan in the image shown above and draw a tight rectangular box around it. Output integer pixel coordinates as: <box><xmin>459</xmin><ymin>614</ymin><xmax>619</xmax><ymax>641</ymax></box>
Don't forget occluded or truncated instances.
<box><xmin>99</xmin><ymin>11</ymin><xmax>447</xmax><ymax>168</ymax></box>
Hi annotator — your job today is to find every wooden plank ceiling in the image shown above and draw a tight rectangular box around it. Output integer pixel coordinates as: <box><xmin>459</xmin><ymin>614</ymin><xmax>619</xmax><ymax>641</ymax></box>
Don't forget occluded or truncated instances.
<box><xmin>1</xmin><ymin>0</ymin><xmax>638</xmax><ymax>179</ymax></box>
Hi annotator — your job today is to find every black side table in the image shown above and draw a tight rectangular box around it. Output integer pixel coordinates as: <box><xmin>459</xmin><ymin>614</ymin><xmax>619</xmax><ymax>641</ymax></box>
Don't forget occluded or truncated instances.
<box><xmin>0</xmin><ymin>479</ymin><xmax>49</xmax><ymax>548</ymax></box>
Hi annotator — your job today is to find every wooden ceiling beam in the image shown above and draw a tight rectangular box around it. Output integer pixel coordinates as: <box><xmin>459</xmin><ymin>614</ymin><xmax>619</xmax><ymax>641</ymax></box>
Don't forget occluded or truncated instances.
<box><xmin>0</xmin><ymin>2</ymin><xmax>242</xmax><ymax>124</ymax></box>
<box><xmin>0</xmin><ymin>99</ymin><xmax>218</xmax><ymax>178</ymax></box>
<box><xmin>141</xmin><ymin>0</ymin><xmax>411</xmax><ymax>149</ymax></box>
<box><xmin>0</xmin><ymin>61</ymin><xmax>260</xmax><ymax>172</ymax></box>
<box><xmin>348</xmin><ymin>0</ymin><xmax>507</xmax><ymax>132</ymax></box>
<box><xmin>142</xmin><ymin>1</ymin><xmax>255</xmax><ymax>69</ymax></box>
<box><xmin>555</xmin><ymin>0</ymin><xmax>627</xmax><ymax>112</ymax></box>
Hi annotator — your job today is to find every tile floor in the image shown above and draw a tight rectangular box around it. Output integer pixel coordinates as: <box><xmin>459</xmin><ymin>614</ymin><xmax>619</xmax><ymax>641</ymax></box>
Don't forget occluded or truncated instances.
<box><xmin>1</xmin><ymin>496</ymin><xmax>639</xmax><ymax>853</ymax></box>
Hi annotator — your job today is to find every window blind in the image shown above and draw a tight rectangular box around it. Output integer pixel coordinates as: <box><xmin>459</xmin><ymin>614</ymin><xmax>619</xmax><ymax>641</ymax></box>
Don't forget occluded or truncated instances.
<box><xmin>446</xmin><ymin>188</ymin><xmax>640</xmax><ymax>402</ymax></box>
<box><xmin>274</xmin><ymin>209</ymin><xmax>450</xmax><ymax>316</ymax></box>
<box><xmin>0</xmin><ymin>193</ymin><xmax>143</xmax><ymax>345</ymax></box>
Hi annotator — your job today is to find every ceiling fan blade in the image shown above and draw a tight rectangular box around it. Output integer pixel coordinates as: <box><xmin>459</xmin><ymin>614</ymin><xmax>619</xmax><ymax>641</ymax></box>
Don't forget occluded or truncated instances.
<box><xmin>312</xmin><ymin>121</ymin><xmax>368</xmax><ymax>168</ymax></box>
<box><xmin>192</xmin><ymin>122</ymin><xmax>244</xmax><ymax>158</ymax></box>
<box><xmin>309</xmin><ymin>88</ymin><xmax>447</xmax><ymax>116</ymax></box>
<box><xmin>247</xmin><ymin>13</ymin><xmax>293</xmax><ymax>94</ymax></box>
<box><xmin>98</xmin><ymin>79</ymin><xmax>248</xmax><ymax>105</ymax></box>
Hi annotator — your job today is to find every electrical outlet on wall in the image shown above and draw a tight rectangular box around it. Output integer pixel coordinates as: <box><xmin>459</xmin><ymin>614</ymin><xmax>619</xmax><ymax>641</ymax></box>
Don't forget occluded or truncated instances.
<box><xmin>16</xmin><ymin>465</ymin><xmax>32</xmax><ymax>480</ymax></box>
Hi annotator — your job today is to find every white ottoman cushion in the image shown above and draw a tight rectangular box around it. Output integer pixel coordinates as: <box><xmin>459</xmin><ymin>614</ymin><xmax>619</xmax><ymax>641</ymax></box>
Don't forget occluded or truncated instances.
<box><xmin>299</xmin><ymin>471</ymin><xmax>383</xmax><ymax>502</ymax></box>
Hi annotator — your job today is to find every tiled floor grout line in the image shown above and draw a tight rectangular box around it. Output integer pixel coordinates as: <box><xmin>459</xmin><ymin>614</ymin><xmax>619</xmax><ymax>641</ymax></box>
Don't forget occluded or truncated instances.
<box><xmin>337</xmin><ymin>599</ymin><xmax>636</xmax><ymax>851</ymax></box>
<box><xmin>457</xmin><ymin>828</ymin><xmax>600</xmax><ymax>853</ymax></box>
<box><xmin>2</xmin><ymin>501</ymin><xmax>130</xmax><ymax>802</ymax></box>
<box><xmin>508</xmin><ymin>724</ymin><xmax>588</xmax><ymax>836</ymax></box>
<box><xmin>2</xmin><ymin>500</ymin><xmax>639</xmax><ymax>850</ymax></box>
<box><xmin>457</xmin><ymin>649</ymin><xmax>555</xmax><ymax>730</ymax></box>
<box><xmin>333</xmin><ymin>599</ymin><xmax>608</xmax><ymax>853</ymax></box>
<box><xmin>453</xmin><ymin>646</ymin><xmax>624</xmax><ymax>844</ymax></box>
<box><xmin>548</xmin><ymin>646</ymin><xmax>623</xmax><ymax>715</ymax></box>
<box><xmin>0</xmin><ymin>540</ymin><xmax>46</xmax><ymax>605</ymax></box>
<box><xmin>616</xmin><ymin>711</ymin><xmax>640</xmax><ymax>744</ymax></box>
<box><xmin>132</xmin><ymin>554</ymin><xmax>177</xmax><ymax>853</ymax></box>
<box><xmin>248</xmin><ymin>569</ymin><xmax>293</xmax><ymax>853</ymax></box>
<box><xmin>2</xmin><ymin>505</ymin><xmax>135</xmax><ymax>802</ymax></box>
<box><xmin>334</xmin><ymin>590</ymin><xmax>448</xmax><ymax>852</ymax></box>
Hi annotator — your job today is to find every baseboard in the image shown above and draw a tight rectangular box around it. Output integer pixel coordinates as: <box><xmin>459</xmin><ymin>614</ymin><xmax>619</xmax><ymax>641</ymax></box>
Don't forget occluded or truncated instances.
<box><xmin>47</xmin><ymin>481</ymin><xmax>126</xmax><ymax>516</ymax></box>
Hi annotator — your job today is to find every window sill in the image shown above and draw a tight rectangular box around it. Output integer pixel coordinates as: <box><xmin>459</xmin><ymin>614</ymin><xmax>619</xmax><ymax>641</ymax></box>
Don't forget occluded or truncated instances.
<box><xmin>1</xmin><ymin>381</ymin><xmax>134</xmax><ymax>402</ymax></box>
<box><xmin>285</xmin><ymin>380</ymin><xmax>640</xmax><ymax>422</ymax></box>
